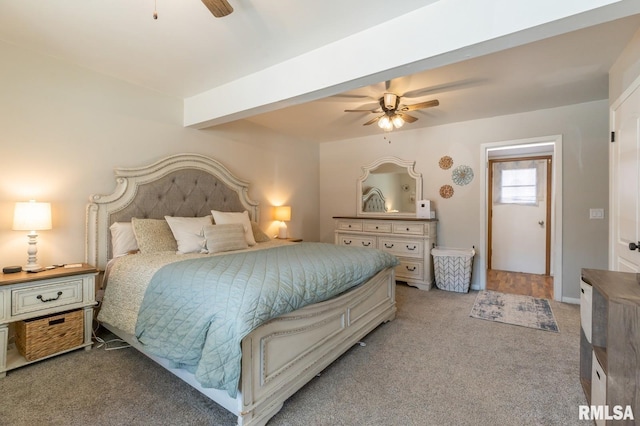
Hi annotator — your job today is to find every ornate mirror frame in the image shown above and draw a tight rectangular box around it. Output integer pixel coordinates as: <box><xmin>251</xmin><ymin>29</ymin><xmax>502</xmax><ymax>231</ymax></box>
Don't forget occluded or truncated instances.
<box><xmin>356</xmin><ymin>156</ymin><xmax>422</xmax><ymax>218</ymax></box>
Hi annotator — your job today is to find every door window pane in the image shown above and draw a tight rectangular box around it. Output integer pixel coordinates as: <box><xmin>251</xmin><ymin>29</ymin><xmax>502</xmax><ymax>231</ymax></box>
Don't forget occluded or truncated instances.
<box><xmin>500</xmin><ymin>168</ymin><xmax>537</xmax><ymax>204</ymax></box>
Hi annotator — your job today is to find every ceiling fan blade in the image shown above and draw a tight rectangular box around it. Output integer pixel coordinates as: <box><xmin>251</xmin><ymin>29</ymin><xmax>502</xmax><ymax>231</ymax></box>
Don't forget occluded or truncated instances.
<box><xmin>363</xmin><ymin>116</ymin><xmax>382</xmax><ymax>126</ymax></box>
<box><xmin>398</xmin><ymin>113</ymin><xmax>418</xmax><ymax>123</ymax></box>
<box><xmin>344</xmin><ymin>108</ymin><xmax>382</xmax><ymax>113</ymax></box>
<box><xmin>201</xmin><ymin>0</ymin><xmax>234</xmax><ymax>17</ymax></box>
<box><xmin>400</xmin><ymin>99</ymin><xmax>439</xmax><ymax>112</ymax></box>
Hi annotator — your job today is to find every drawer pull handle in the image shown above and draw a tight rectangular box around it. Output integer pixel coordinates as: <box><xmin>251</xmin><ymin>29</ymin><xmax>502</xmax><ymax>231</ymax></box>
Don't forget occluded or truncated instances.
<box><xmin>49</xmin><ymin>317</ymin><xmax>66</xmax><ymax>326</ymax></box>
<box><xmin>406</xmin><ymin>245</ymin><xmax>417</xmax><ymax>251</ymax></box>
<box><xmin>406</xmin><ymin>266</ymin><xmax>416</xmax><ymax>272</ymax></box>
<box><xmin>348</xmin><ymin>224</ymin><xmax>352</xmax><ymax>228</ymax></box>
<box><xmin>375</xmin><ymin>226</ymin><xmax>379</xmax><ymax>229</ymax></box>
<box><xmin>581</xmin><ymin>288</ymin><xmax>584</xmax><ymax>294</ymax></box>
<box><xmin>37</xmin><ymin>291</ymin><xmax>63</xmax><ymax>303</ymax></box>
<box><xmin>344</xmin><ymin>240</ymin><xmax>352</xmax><ymax>245</ymax></box>
<box><xmin>406</xmin><ymin>227</ymin><xmax>410</xmax><ymax>231</ymax></box>
<box><xmin>362</xmin><ymin>242</ymin><xmax>371</xmax><ymax>247</ymax></box>
<box><xmin>384</xmin><ymin>243</ymin><xmax>394</xmax><ymax>248</ymax></box>
<box><xmin>596</xmin><ymin>370</ymin><xmax>600</xmax><ymax>380</ymax></box>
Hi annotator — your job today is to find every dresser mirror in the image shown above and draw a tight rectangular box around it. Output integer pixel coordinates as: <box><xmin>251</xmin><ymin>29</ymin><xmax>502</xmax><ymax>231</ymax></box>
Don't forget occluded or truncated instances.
<box><xmin>357</xmin><ymin>157</ymin><xmax>422</xmax><ymax>217</ymax></box>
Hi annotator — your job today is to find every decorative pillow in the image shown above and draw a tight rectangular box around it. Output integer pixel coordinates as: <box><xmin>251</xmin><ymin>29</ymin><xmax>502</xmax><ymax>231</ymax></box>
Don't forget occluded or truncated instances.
<box><xmin>164</xmin><ymin>215</ymin><xmax>212</xmax><ymax>254</ymax></box>
<box><xmin>251</xmin><ymin>221</ymin><xmax>271</xmax><ymax>243</ymax></box>
<box><xmin>204</xmin><ymin>224</ymin><xmax>249</xmax><ymax>254</ymax></box>
<box><xmin>210</xmin><ymin>210</ymin><xmax>256</xmax><ymax>246</ymax></box>
<box><xmin>131</xmin><ymin>218</ymin><xmax>177</xmax><ymax>254</ymax></box>
<box><xmin>109</xmin><ymin>222</ymin><xmax>139</xmax><ymax>257</ymax></box>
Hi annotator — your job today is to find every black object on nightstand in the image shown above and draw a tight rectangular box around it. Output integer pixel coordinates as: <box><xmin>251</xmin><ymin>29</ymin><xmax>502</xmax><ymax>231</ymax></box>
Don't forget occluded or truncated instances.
<box><xmin>2</xmin><ymin>266</ymin><xmax>22</xmax><ymax>274</ymax></box>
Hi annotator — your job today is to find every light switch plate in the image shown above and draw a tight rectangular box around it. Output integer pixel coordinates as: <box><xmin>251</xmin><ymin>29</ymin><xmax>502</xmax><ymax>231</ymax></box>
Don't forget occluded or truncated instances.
<box><xmin>589</xmin><ymin>208</ymin><xmax>605</xmax><ymax>219</ymax></box>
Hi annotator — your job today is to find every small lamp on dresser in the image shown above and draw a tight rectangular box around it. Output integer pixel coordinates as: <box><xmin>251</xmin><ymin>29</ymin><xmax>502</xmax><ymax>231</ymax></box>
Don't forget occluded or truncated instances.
<box><xmin>274</xmin><ymin>205</ymin><xmax>291</xmax><ymax>239</ymax></box>
<box><xmin>12</xmin><ymin>200</ymin><xmax>52</xmax><ymax>271</ymax></box>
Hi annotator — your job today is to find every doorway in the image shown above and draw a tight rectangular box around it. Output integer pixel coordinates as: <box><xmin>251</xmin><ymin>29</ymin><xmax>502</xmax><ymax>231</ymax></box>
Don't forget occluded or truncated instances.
<box><xmin>488</xmin><ymin>156</ymin><xmax>552</xmax><ymax>275</ymax></box>
<box><xmin>479</xmin><ymin>135</ymin><xmax>563</xmax><ymax>301</ymax></box>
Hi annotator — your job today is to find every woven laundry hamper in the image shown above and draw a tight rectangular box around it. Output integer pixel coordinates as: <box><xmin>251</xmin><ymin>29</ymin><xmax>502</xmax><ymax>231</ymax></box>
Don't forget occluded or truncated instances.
<box><xmin>431</xmin><ymin>247</ymin><xmax>475</xmax><ymax>293</ymax></box>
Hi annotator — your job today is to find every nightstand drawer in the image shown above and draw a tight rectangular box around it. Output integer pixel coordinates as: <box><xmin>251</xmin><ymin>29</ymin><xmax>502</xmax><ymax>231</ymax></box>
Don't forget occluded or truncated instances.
<box><xmin>12</xmin><ymin>279</ymin><xmax>84</xmax><ymax>316</ymax></box>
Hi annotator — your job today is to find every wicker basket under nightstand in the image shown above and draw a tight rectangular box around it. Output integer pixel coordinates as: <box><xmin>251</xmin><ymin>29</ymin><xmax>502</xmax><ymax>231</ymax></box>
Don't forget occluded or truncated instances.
<box><xmin>15</xmin><ymin>309</ymin><xmax>84</xmax><ymax>361</ymax></box>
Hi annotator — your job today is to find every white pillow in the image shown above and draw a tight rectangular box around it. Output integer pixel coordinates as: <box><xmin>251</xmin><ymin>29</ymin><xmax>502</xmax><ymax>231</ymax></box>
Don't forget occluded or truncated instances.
<box><xmin>164</xmin><ymin>215</ymin><xmax>212</xmax><ymax>254</ymax></box>
<box><xmin>109</xmin><ymin>222</ymin><xmax>139</xmax><ymax>257</ymax></box>
<box><xmin>211</xmin><ymin>210</ymin><xmax>256</xmax><ymax>246</ymax></box>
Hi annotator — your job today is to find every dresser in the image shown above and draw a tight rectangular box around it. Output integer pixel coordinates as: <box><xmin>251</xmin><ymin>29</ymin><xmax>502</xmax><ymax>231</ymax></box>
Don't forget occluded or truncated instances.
<box><xmin>334</xmin><ymin>216</ymin><xmax>437</xmax><ymax>290</ymax></box>
<box><xmin>580</xmin><ymin>268</ymin><xmax>640</xmax><ymax>424</ymax></box>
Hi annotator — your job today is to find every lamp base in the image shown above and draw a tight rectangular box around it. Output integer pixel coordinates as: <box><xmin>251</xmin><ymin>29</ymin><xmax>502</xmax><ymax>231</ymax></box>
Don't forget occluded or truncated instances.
<box><xmin>278</xmin><ymin>222</ymin><xmax>288</xmax><ymax>239</ymax></box>
<box><xmin>23</xmin><ymin>263</ymin><xmax>42</xmax><ymax>272</ymax></box>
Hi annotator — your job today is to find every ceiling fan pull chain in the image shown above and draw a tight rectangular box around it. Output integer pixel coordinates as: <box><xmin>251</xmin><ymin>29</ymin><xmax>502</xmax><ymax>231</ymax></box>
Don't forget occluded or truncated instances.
<box><xmin>153</xmin><ymin>0</ymin><xmax>158</xmax><ymax>20</ymax></box>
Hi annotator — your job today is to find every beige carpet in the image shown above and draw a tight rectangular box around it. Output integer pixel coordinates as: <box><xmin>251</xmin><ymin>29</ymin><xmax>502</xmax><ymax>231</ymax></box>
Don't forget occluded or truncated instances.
<box><xmin>0</xmin><ymin>284</ymin><xmax>586</xmax><ymax>425</ymax></box>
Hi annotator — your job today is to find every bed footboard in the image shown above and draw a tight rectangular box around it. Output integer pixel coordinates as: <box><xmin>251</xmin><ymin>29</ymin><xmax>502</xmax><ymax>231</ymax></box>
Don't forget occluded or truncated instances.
<box><xmin>238</xmin><ymin>267</ymin><xmax>396</xmax><ymax>426</ymax></box>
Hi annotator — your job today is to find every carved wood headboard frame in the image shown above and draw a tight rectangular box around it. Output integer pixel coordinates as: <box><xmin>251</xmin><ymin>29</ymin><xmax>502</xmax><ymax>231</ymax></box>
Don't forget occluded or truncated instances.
<box><xmin>86</xmin><ymin>153</ymin><xmax>259</xmax><ymax>270</ymax></box>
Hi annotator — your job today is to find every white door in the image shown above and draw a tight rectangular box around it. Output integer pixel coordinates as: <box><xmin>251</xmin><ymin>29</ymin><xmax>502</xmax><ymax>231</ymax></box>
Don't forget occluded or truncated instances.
<box><xmin>490</xmin><ymin>158</ymin><xmax>549</xmax><ymax>274</ymax></box>
<box><xmin>611</xmin><ymin>81</ymin><xmax>640</xmax><ymax>272</ymax></box>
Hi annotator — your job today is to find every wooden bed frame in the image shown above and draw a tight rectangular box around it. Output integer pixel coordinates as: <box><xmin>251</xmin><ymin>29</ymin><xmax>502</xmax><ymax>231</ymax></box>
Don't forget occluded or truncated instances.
<box><xmin>85</xmin><ymin>153</ymin><xmax>396</xmax><ymax>426</ymax></box>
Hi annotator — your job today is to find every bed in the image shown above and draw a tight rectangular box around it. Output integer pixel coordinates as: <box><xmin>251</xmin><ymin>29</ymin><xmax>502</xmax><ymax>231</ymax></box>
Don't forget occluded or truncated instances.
<box><xmin>85</xmin><ymin>153</ymin><xmax>397</xmax><ymax>426</ymax></box>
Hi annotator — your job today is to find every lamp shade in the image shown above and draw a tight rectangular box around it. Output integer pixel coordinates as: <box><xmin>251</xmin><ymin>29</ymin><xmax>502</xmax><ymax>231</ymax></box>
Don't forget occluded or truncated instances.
<box><xmin>274</xmin><ymin>206</ymin><xmax>291</xmax><ymax>222</ymax></box>
<box><xmin>13</xmin><ymin>201</ymin><xmax>52</xmax><ymax>231</ymax></box>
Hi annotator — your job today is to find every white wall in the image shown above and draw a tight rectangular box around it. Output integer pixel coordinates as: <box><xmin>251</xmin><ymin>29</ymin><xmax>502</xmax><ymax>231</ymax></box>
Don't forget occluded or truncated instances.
<box><xmin>320</xmin><ymin>100</ymin><xmax>610</xmax><ymax>300</ymax></box>
<box><xmin>0</xmin><ymin>41</ymin><xmax>319</xmax><ymax>268</ymax></box>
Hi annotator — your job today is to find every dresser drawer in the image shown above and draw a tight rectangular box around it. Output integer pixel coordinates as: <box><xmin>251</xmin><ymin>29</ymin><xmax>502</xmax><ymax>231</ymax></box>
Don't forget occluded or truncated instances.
<box><xmin>363</xmin><ymin>222</ymin><xmax>392</xmax><ymax>233</ymax></box>
<box><xmin>337</xmin><ymin>234</ymin><xmax>376</xmax><ymax>249</ymax></box>
<box><xmin>395</xmin><ymin>259</ymin><xmax>424</xmax><ymax>281</ymax></box>
<box><xmin>336</xmin><ymin>221</ymin><xmax>363</xmax><ymax>232</ymax></box>
<box><xmin>393</xmin><ymin>223</ymin><xmax>425</xmax><ymax>235</ymax></box>
<box><xmin>379</xmin><ymin>237</ymin><xmax>424</xmax><ymax>258</ymax></box>
<box><xmin>12</xmin><ymin>279</ymin><xmax>84</xmax><ymax>316</ymax></box>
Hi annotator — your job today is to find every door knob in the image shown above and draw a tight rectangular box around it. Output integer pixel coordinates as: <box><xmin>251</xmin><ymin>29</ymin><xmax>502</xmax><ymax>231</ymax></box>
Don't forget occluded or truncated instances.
<box><xmin>538</xmin><ymin>221</ymin><xmax>544</xmax><ymax>226</ymax></box>
<box><xmin>629</xmin><ymin>242</ymin><xmax>640</xmax><ymax>251</ymax></box>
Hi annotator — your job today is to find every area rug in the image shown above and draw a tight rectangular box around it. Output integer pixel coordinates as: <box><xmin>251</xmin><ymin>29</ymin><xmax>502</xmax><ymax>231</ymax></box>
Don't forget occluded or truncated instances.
<box><xmin>470</xmin><ymin>291</ymin><xmax>559</xmax><ymax>332</ymax></box>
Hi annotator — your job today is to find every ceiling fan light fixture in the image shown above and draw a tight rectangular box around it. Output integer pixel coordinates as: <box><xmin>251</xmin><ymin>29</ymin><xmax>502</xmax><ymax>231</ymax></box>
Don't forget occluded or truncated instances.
<box><xmin>378</xmin><ymin>116</ymin><xmax>393</xmax><ymax>131</ymax></box>
<box><xmin>392</xmin><ymin>115</ymin><xmax>404</xmax><ymax>128</ymax></box>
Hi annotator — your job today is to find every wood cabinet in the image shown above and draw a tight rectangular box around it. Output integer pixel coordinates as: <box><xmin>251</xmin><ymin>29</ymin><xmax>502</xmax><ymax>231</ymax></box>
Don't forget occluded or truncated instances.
<box><xmin>0</xmin><ymin>264</ymin><xmax>97</xmax><ymax>377</ymax></box>
<box><xmin>334</xmin><ymin>216</ymin><xmax>437</xmax><ymax>290</ymax></box>
<box><xmin>580</xmin><ymin>268</ymin><xmax>640</xmax><ymax>424</ymax></box>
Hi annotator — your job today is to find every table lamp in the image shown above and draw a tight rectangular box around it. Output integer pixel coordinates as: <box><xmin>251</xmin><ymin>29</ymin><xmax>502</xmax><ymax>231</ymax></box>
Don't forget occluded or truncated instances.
<box><xmin>274</xmin><ymin>206</ymin><xmax>291</xmax><ymax>239</ymax></box>
<box><xmin>13</xmin><ymin>200</ymin><xmax>52</xmax><ymax>271</ymax></box>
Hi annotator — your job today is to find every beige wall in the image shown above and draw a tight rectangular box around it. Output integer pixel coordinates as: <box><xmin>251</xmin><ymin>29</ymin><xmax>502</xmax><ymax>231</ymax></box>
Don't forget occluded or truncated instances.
<box><xmin>609</xmin><ymin>27</ymin><xmax>640</xmax><ymax>103</ymax></box>
<box><xmin>0</xmin><ymin>41</ymin><xmax>320</xmax><ymax>268</ymax></box>
<box><xmin>320</xmin><ymin>100</ymin><xmax>610</xmax><ymax>300</ymax></box>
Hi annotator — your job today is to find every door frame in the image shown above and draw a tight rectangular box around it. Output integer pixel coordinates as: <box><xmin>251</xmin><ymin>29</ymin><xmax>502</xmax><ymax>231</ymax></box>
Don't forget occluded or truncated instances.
<box><xmin>487</xmin><ymin>155</ymin><xmax>552</xmax><ymax>275</ymax></box>
<box><xmin>479</xmin><ymin>135</ymin><xmax>563</xmax><ymax>301</ymax></box>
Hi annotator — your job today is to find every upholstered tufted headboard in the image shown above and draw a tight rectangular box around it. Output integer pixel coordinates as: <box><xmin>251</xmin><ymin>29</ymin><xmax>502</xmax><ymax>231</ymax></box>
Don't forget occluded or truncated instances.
<box><xmin>86</xmin><ymin>154</ymin><xmax>258</xmax><ymax>269</ymax></box>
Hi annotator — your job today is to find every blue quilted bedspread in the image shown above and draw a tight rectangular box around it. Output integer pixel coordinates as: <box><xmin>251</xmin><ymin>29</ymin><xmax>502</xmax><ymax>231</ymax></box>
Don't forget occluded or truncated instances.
<box><xmin>135</xmin><ymin>242</ymin><xmax>398</xmax><ymax>397</ymax></box>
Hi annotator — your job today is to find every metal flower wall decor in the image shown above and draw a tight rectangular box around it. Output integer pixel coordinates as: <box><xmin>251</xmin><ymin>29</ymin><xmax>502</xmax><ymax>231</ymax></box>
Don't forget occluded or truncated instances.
<box><xmin>452</xmin><ymin>165</ymin><xmax>474</xmax><ymax>186</ymax></box>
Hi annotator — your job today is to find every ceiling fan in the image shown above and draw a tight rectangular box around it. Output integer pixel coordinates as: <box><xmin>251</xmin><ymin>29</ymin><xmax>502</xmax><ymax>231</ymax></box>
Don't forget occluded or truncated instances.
<box><xmin>344</xmin><ymin>93</ymin><xmax>439</xmax><ymax>131</ymax></box>
<box><xmin>201</xmin><ymin>0</ymin><xmax>234</xmax><ymax>17</ymax></box>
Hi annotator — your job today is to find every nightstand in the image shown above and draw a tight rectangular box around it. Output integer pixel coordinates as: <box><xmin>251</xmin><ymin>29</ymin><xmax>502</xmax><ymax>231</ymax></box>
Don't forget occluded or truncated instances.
<box><xmin>0</xmin><ymin>264</ymin><xmax>98</xmax><ymax>377</ymax></box>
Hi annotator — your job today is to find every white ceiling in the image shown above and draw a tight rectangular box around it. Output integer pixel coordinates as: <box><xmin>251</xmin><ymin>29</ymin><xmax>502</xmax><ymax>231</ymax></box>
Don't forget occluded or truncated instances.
<box><xmin>1</xmin><ymin>1</ymin><xmax>639</xmax><ymax>143</ymax></box>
